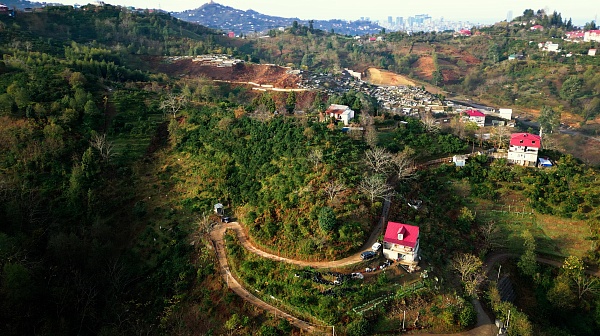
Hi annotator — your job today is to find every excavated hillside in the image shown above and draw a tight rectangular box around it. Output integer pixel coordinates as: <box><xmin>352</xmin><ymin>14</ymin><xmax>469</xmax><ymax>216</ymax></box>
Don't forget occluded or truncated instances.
<box><xmin>155</xmin><ymin>59</ymin><xmax>300</xmax><ymax>88</ymax></box>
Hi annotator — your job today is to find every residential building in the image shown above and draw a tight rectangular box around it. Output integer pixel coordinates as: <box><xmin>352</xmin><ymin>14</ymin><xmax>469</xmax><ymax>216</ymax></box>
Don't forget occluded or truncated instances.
<box><xmin>507</xmin><ymin>133</ymin><xmax>541</xmax><ymax>166</ymax></box>
<box><xmin>464</xmin><ymin>109</ymin><xmax>485</xmax><ymax>127</ymax></box>
<box><xmin>498</xmin><ymin>108</ymin><xmax>512</xmax><ymax>120</ymax></box>
<box><xmin>325</xmin><ymin>104</ymin><xmax>355</xmax><ymax>125</ymax></box>
<box><xmin>584</xmin><ymin>30</ymin><xmax>600</xmax><ymax>42</ymax></box>
<box><xmin>383</xmin><ymin>221</ymin><xmax>420</xmax><ymax>264</ymax></box>
<box><xmin>589</xmin><ymin>48</ymin><xmax>597</xmax><ymax>56</ymax></box>
<box><xmin>453</xmin><ymin>155</ymin><xmax>467</xmax><ymax>167</ymax></box>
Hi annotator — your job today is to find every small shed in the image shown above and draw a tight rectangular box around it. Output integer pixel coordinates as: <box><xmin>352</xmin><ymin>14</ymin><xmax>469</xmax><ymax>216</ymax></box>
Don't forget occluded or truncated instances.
<box><xmin>214</xmin><ymin>203</ymin><xmax>224</xmax><ymax>216</ymax></box>
<box><xmin>453</xmin><ymin>155</ymin><xmax>467</xmax><ymax>167</ymax></box>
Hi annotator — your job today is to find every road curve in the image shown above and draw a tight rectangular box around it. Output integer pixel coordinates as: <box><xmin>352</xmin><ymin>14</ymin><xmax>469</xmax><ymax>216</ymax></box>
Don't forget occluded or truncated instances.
<box><xmin>209</xmin><ymin>224</ymin><xmax>324</xmax><ymax>333</ymax></box>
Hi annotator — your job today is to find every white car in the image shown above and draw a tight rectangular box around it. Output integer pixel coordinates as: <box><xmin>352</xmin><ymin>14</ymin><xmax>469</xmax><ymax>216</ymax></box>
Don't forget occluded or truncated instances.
<box><xmin>372</xmin><ymin>242</ymin><xmax>382</xmax><ymax>252</ymax></box>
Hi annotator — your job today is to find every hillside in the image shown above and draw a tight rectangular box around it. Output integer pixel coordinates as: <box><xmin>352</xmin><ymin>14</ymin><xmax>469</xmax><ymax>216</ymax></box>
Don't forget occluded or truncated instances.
<box><xmin>173</xmin><ymin>2</ymin><xmax>384</xmax><ymax>35</ymax></box>
<box><xmin>2</xmin><ymin>4</ymin><xmax>600</xmax><ymax>336</ymax></box>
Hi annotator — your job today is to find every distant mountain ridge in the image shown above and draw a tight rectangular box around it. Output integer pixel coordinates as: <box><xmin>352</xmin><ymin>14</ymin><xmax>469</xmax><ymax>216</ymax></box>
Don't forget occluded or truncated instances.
<box><xmin>172</xmin><ymin>2</ymin><xmax>384</xmax><ymax>36</ymax></box>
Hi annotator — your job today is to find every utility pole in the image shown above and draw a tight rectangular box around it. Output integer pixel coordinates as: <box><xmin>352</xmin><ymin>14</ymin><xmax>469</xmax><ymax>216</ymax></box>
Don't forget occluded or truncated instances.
<box><xmin>497</xmin><ymin>265</ymin><xmax>502</xmax><ymax>282</ymax></box>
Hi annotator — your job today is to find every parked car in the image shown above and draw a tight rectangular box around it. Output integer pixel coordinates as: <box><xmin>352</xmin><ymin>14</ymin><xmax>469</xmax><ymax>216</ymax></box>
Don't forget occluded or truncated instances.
<box><xmin>222</xmin><ymin>216</ymin><xmax>231</xmax><ymax>223</ymax></box>
<box><xmin>371</xmin><ymin>242</ymin><xmax>382</xmax><ymax>252</ymax></box>
<box><xmin>360</xmin><ymin>251</ymin><xmax>377</xmax><ymax>260</ymax></box>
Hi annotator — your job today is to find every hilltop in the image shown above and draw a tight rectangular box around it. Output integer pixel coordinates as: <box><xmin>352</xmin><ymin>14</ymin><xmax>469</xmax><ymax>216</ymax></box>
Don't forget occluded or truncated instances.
<box><xmin>172</xmin><ymin>2</ymin><xmax>384</xmax><ymax>36</ymax></box>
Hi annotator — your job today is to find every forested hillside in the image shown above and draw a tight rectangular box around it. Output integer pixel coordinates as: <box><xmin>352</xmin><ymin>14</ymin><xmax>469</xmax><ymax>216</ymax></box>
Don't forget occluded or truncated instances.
<box><xmin>2</xmin><ymin>4</ymin><xmax>600</xmax><ymax>336</ymax></box>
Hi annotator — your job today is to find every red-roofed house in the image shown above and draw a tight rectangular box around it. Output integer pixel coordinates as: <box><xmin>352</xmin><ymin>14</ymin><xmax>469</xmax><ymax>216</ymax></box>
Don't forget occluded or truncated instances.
<box><xmin>530</xmin><ymin>25</ymin><xmax>544</xmax><ymax>31</ymax></box>
<box><xmin>584</xmin><ymin>30</ymin><xmax>600</xmax><ymax>42</ymax></box>
<box><xmin>565</xmin><ymin>31</ymin><xmax>585</xmax><ymax>41</ymax></box>
<box><xmin>457</xmin><ymin>29</ymin><xmax>471</xmax><ymax>37</ymax></box>
<box><xmin>463</xmin><ymin>109</ymin><xmax>486</xmax><ymax>127</ymax></box>
<box><xmin>508</xmin><ymin>133</ymin><xmax>541</xmax><ymax>166</ymax></box>
<box><xmin>325</xmin><ymin>104</ymin><xmax>355</xmax><ymax>125</ymax></box>
<box><xmin>383</xmin><ymin>221</ymin><xmax>420</xmax><ymax>264</ymax></box>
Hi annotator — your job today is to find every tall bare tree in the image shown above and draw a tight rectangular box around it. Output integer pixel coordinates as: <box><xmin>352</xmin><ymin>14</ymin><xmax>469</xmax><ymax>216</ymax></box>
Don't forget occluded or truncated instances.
<box><xmin>364</xmin><ymin>147</ymin><xmax>393</xmax><ymax>175</ymax></box>
<box><xmin>90</xmin><ymin>133</ymin><xmax>115</xmax><ymax>162</ymax></box>
<box><xmin>159</xmin><ymin>92</ymin><xmax>188</xmax><ymax>118</ymax></box>
<box><xmin>422</xmin><ymin>112</ymin><xmax>439</xmax><ymax>133</ymax></box>
<box><xmin>392</xmin><ymin>148</ymin><xmax>415</xmax><ymax>180</ymax></box>
<box><xmin>307</xmin><ymin>148</ymin><xmax>324</xmax><ymax>169</ymax></box>
<box><xmin>323</xmin><ymin>179</ymin><xmax>346</xmax><ymax>202</ymax></box>
<box><xmin>358</xmin><ymin>174</ymin><xmax>394</xmax><ymax>204</ymax></box>
<box><xmin>452</xmin><ymin>253</ymin><xmax>485</xmax><ymax>297</ymax></box>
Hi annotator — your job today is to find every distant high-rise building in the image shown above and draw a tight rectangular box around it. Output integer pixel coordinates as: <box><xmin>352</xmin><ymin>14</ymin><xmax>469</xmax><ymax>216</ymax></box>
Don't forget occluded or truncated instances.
<box><xmin>396</xmin><ymin>16</ymin><xmax>404</xmax><ymax>26</ymax></box>
<box><xmin>388</xmin><ymin>16</ymin><xmax>393</xmax><ymax>25</ymax></box>
<box><xmin>507</xmin><ymin>10</ymin><xmax>513</xmax><ymax>22</ymax></box>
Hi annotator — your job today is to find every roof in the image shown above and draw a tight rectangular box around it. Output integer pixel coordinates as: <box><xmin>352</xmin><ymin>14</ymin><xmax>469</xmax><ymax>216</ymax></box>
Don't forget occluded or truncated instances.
<box><xmin>510</xmin><ymin>133</ymin><xmax>541</xmax><ymax>148</ymax></box>
<box><xmin>384</xmin><ymin>221</ymin><xmax>419</xmax><ymax>248</ymax></box>
<box><xmin>325</xmin><ymin>104</ymin><xmax>352</xmax><ymax>116</ymax></box>
<box><xmin>465</xmin><ymin>109</ymin><xmax>485</xmax><ymax>117</ymax></box>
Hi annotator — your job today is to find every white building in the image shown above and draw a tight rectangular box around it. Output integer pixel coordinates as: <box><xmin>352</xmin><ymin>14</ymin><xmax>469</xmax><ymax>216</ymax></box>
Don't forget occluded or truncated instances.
<box><xmin>507</xmin><ymin>133</ymin><xmax>541</xmax><ymax>166</ymax></box>
<box><xmin>325</xmin><ymin>104</ymin><xmax>355</xmax><ymax>126</ymax></box>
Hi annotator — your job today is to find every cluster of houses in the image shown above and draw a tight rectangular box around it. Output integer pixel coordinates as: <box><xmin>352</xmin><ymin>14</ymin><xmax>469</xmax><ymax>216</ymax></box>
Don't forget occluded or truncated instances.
<box><xmin>164</xmin><ymin>54</ymin><xmax>245</xmax><ymax>67</ymax></box>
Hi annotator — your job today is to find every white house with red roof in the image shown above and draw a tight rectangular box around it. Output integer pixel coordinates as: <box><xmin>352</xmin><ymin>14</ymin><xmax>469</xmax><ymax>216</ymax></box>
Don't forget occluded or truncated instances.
<box><xmin>463</xmin><ymin>109</ymin><xmax>485</xmax><ymax>127</ymax></box>
<box><xmin>383</xmin><ymin>221</ymin><xmax>420</xmax><ymax>264</ymax></box>
<box><xmin>508</xmin><ymin>133</ymin><xmax>541</xmax><ymax>166</ymax></box>
<box><xmin>325</xmin><ymin>104</ymin><xmax>355</xmax><ymax>126</ymax></box>
<box><xmin>584</xmin><ymin>30</ymin><xmax>600</xmax><ymax>42</ymax></box>
<box><xmin>565</xmin><ymin>31</ymin><xmax>585</xmax><ymax>41</ymax></box>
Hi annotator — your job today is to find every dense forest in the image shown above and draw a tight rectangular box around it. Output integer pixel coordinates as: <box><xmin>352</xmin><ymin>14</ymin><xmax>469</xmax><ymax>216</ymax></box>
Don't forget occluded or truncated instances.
<box><xmin>1</xmin><ymin>4</ymin><xmax>600</xmax><ymax>336</ymax></box>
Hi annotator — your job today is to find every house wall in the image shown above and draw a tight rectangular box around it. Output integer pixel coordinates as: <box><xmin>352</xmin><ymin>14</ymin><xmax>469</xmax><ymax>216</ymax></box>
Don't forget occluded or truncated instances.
<box><xmin>382</xmin><ymin>241</ymin><xmax>419</xmax><ymax>262</ymax></box>
<box><xmin>508</xmin><ymin>149</ymin><xmax>538</xmax><ymax>165</ymax></box>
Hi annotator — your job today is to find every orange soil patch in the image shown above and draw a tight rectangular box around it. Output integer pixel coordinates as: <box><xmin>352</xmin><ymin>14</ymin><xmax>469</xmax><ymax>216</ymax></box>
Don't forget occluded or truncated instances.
<box><xmin>364</xmin><ymin>67</ymin><xmax>416</xmax><ymax>86</ymax></box>
<box><xmin>413</xmin><ymin>56</ymin><xmax>435</xmax><ymax>80</ymax></box>
<box><xmin>156</xmin><ymin>59</ymin><xmax>301</xmax><ymax>88</ymax></box>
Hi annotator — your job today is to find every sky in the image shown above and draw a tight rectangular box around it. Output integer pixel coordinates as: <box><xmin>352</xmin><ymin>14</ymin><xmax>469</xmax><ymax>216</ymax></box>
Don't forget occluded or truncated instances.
<box><xmin>67</xmin><ymin>1</ymin><xmax>596</xmax><ymax>25</ymax></box>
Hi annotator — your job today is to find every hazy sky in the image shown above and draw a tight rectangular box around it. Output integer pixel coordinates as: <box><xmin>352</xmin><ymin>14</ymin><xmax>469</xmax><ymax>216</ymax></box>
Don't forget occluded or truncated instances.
<box><xmin>70</xmin><ymin>1</ymin><xmax>596</xmax><ymax>24</ymax></box>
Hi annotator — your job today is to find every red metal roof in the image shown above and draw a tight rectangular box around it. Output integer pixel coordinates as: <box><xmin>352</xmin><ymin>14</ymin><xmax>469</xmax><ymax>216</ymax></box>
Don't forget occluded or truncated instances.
<box><xmin>325</xmin><ymin>104</ymin><xmax>350</xmax><ymax>116</ymax></box>
<box><xmin>384</xmin><ymin>222</ymin><xmax>419</xmax><ymax>248</ymax></box>
<box><xmin>465</xmin><ymin>109</ymin><xmax>485</xmax><ymax>117</ymax></box>
<box><xmin>510</xmin><ymin>133</ymin><xmax>541</xmax><ymax>148</ymax></box>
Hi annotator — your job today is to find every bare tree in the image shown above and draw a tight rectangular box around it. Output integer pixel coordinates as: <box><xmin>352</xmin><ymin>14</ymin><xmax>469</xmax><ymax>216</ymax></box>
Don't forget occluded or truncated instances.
<box><xmin>364</xmin><ymin>147</ymin><xmax>393</xmax><ymax>175</ymax></box>
<box><xmin>358</xmin><ymin>174</ymin><xmax>394</xmax><ymax>204</ymax></box>
<box><xmin>491</xmin><ymin>125</ymin><xmax>510</xmax><ymax>149</ymax></box>
<box><xmin>573</xmin><ymin>274</ymin><xmax>600</xmax><ymax>300</ymax></box>
<box><xmin>479</xmin><ymin>220</ymin><xmax>502</xmax><ymax>253</ymax></box>
<box><xmin>307</xmin><ymin>149</ymin><xmax>324</xmax><ymax>169</ymax></box>
<box><xmin>422</xmin><ymin>112</ymin><xmax>439</xmax><ymax>133</ymax></box>
<box><xmin>159</xmin><ymin>92</ymin><xmax>188</xmax><ymax>118</ymax></box>
<box><xmin>452</xmin><ymin>253</ymin><xmax>485</xmax><ymax>297</ymax></box>
<box><xmin>90</xmin><ymin>133</ymin><xmax>115</xmax><ymax>162</ymax></box>
<box><xmin>24</xmin><ymin>41</ymin><xmax>32</xmax><ymax>52</ymax></box>
<box><xmin>392</xmin><ymin>148</ymin><xmax>415</xmax><ymax>180</ymax></box>
<box><xmin>323</xmin><ymin>179</ymin><xmax>346</xmax><ymax>202</ymax></box>
<box><xmin>364</xmin><ymin>125</ymin><xmax>379</xmax><ymax>148</ymax></box>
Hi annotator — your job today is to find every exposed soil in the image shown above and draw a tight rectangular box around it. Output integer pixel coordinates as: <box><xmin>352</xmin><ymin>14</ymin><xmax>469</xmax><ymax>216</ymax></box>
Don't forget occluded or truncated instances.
<box><xmin>154</xmin><ymin>59</ymin><xmax>301</xmax><ymax>88</ymax></box>
<box><xmin>364</xmin><ymin>67</ymin><xmax>416</xmax><ymax>86</ymax></box>
<box><xmin>413</xmin><ymin>56</ymin><xmax>435</xmax><ymax>80</ymax></box>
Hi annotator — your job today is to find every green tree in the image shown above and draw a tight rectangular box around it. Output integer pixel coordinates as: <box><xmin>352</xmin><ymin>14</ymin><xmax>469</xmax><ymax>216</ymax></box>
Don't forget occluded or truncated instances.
<box><xmin>538</xmin><ymin>106</ymin><xmax>561</xmax><ymax>134</ymax></box>
<box><xmin>517</xmin><ymin>230</ymin><xmax>538</xmax><ymax>278</ymax></box>
<box><xmin>560</xmin><ymin>76</ymin><xmax>584</xmax><ymax>104</ymax></box>
<box><xmin>318</xmin><ymin>206</ymin><xmax>337</xmax><ymax>232</ymax></box>
<box><xmin>285</xmin><ymin>91</ymin><xmax>296</xmax><ymax>113</ymax></box>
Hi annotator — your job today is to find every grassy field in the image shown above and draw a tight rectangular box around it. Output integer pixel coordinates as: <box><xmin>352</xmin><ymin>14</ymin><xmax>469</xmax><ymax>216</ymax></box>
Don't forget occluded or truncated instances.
<box><xmin>460</xmin><ymin>181</ymin><xmax>594</xmax><ymax>258</ymax></box>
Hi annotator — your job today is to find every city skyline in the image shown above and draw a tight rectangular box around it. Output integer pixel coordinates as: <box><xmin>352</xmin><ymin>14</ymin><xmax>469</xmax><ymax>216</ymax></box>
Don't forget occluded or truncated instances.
<box><xmin>63</xmin><ymin>0</ymin><xmax>597</xmax><ymax>25</ymax></box>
